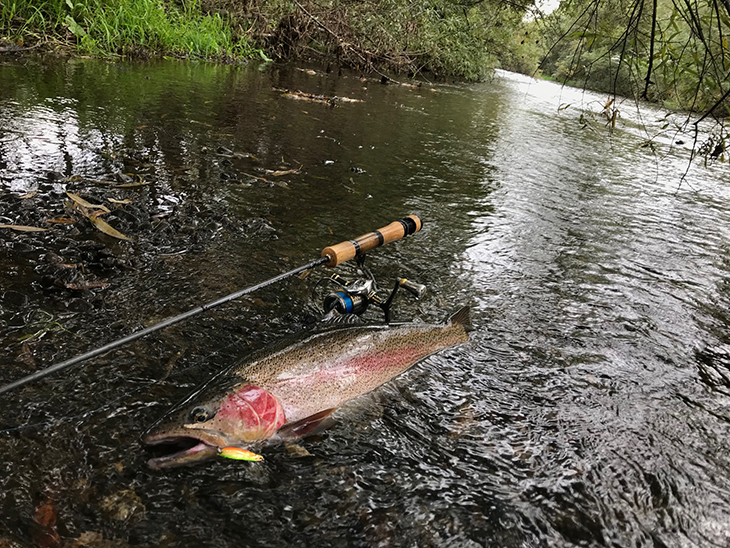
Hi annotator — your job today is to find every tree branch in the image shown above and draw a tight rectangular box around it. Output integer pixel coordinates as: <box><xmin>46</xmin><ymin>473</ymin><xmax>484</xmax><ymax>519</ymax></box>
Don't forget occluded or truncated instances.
<box><xmin>642</xmin><ymin>0</ymin><xmax>658</xmax><ymax>99</ymax></box>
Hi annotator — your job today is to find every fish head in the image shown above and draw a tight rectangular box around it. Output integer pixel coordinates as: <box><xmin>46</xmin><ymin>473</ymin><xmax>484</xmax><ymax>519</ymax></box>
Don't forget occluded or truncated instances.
<box><xmin>143</xmin><ymin>380</ymin><xmax>286</xmax><ymax>469</ymax></box>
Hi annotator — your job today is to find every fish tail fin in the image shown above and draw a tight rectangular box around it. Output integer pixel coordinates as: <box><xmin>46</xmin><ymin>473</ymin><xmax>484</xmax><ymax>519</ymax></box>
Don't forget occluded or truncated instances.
<box><xmin>447</xmin><ymin>306</ymin><xmax>473</xmax><ymax>332</ymax></box>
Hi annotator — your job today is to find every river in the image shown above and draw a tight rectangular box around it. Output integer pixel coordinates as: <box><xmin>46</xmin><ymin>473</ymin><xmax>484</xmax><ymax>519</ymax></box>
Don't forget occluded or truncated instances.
<box><xmin>1</xmin><ymin>58</ymin><xmax>729</xmax><ymax>547</ymax></box>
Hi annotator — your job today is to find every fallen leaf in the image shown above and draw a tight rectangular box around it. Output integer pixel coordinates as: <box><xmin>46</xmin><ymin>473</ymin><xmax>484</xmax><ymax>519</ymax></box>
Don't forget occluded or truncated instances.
<box><xmin>19</xmin><ymin>190</ymin><xmax>38</xmax><ymax>199</ymax></box>
<box><xmin>335</xmin><ymin>96</ymin><xmax>364</xmax><ymax>103</ymax></box>
<box><xmin>34</xmin><ymin>500</ymin><xmax>57</xmax><ymax>529</ymax></box>
<box><xmin>114</xmin><ymin>181</ymin><xmax>150</xmax><ymax>188</ymax></box>
<box><xmin>17</xmin><ymin>341</ymin><xmax>36</xmax><ymax>367</ymax></box>
<box><xmin>66</xmin><ymin>192</ymin><xmax>111</xmax><ymax>213</ymax></box>
<box><xmin>240</xmin><ymin>171</ymin><xmax>270</xmax><ymax>183</ymax></box>
<box><xmin>86</xmin><ymin>209</ymin><xmax>107</xmax><ymax>219</ymax></box>
<box><xmin>284</xmin><ymin>443</ymin><xmax>312</xmax><ymax>457</ymax></box>
<box><xmin>66</xmin><ymin>531</ymin><xmax>105</xmax><ymax>547</ymax></box>
<box><xmin>33</xmin><ymin>499</ymin><xmax>61</xmax><ymax>548</ymax></box>
<box><xmin>88</xmin><ymin>217</ymin><xmax>131</xmax><ymax>240</ymax></box>
<box><xmin>0</xmin><ymin>224</ymin><xmax>49</xmax><ymax>232</ymax></box>
<box><xmin>107</xmin><ymin>197</ymin><xmax>133</xmax><ymax>204</ymax></box>
<box><xmin>100</xmin><ymin>489</ymin><xmax>146</xmax><ymax>522</ymax></box>
<box><xmin>268</xmin><ymin>167</ymin><xmax>301</xmax><ymax>176</ymax></box>
<box><xmin>63</xmin><ymin>281</ymin><xmax>110</xmax><ymax>290</ymax></box>
<box><xmin>45</xmin><ymin>217</ymin><xmax>76</xmax><ymax>224</ymax></box>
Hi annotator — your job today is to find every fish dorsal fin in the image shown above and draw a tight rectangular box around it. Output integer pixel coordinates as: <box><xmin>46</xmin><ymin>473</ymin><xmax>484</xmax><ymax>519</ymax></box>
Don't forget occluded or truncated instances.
<box><xmin>448</xmin><ymin>306</ymin><xmax>473</xmax><ymax>331</ymax></box>
<box><xmin>278</xmin><ymin>408</ymin><xmax>337</xmax><ymax>439</ymax></box>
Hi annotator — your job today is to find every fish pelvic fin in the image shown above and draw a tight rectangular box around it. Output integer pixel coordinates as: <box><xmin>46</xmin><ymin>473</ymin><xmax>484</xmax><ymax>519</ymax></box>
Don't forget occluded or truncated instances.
<box><xmin>278</xmin><ymin>408</ymin><xmax>337</xmax><ymax>439</ymax></box>
<box><xmin>447</xmin><ymin>306</ymin><xmax>473</xmax><ymax>332</ymax></box>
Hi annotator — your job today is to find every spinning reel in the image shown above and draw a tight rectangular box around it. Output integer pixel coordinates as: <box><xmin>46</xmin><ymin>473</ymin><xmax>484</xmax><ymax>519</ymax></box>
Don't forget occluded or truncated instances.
<box><xmin>316</xmin><ymin>255</ymin><xmax>426</xmax><ymax>323</ymax></box>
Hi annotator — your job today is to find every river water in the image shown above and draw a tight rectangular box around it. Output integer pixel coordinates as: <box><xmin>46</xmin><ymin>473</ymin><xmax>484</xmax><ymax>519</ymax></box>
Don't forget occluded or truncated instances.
<box><xmin>1</xmin><ymin>58</ymin><xmax>729</xmax><ymax>547</ymax></box>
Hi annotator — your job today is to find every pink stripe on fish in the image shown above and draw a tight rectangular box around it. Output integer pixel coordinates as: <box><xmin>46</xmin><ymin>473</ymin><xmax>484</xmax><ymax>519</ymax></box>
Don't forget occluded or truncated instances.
<box><xmin>270</xmin><ymin>344</ymin><xmax>428</xmax><ymax>422</ymax></box>
<box><xmin>217</xmin><ymin>384</ymin><xmax>286</xmax><ymax>438</ymax></box>
<box><xmin>354</xmin><ymin>345</ymin><xmax>425</xmax><ymax>373</ymax></box>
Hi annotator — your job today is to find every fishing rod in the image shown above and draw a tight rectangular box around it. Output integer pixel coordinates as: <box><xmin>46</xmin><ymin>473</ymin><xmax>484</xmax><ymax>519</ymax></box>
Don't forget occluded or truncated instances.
<box><xmin>0</xmin><ymin>215</ymin><xmax>422</xmax><ymax>396</ymax></box>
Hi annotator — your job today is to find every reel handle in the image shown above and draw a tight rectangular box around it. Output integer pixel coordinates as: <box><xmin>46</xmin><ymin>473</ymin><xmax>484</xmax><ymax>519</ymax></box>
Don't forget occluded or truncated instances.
<box><xmin>321</xmin><ymin>215</ymin><xmax>423</xmax><ymax>267</ymax></box>
<box><xmin>398</xmin><ymin>277</ymin><xmax>427</xmax><ymax>298</ymax></box>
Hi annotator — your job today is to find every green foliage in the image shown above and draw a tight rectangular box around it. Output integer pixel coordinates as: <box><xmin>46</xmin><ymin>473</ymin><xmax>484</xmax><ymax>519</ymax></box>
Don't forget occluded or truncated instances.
<box><xmin>346</xmin><ymin>0</ymin><xmax>509</xmax><ymax>80</ymax></box>
<box><xmin>209</xmin><ymin>0</ymin><xmax>536</xmax><ymax>80</ymax></box>
<box><xmin>0</xmin><ymin>0</ymin><xmax>260</xmax><ymax>59</ymax></box>
<box><xmin>534</xmin><ymin>0</ymin><xmax>730</xmax><ymax>117</ymax></box>
<box><xmin>0</xmin><ymin>0</ymin><xmax>539</xmax><ymax>79</ymax></box>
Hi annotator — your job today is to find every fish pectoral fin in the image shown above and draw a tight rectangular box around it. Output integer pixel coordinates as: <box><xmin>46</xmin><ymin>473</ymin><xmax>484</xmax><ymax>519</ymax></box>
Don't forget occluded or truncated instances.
<box><xmin>278</xmin><ymin>408</ymin><xmax>337</xmax><ymax>439</ymax></box>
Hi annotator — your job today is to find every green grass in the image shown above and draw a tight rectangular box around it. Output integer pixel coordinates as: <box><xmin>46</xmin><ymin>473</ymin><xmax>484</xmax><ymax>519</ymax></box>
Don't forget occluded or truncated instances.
<box><xmin>0</xmin><ymin>0</ymin><xmax>260</xmax><ymax>59</ymax></box>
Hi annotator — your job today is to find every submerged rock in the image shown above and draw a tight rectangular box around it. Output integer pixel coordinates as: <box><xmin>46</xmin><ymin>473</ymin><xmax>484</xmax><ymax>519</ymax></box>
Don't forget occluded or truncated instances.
<box><xmin>99</xmin><ymin>489</ymin><xmax>146</xmax><ymax>522</ymax></box>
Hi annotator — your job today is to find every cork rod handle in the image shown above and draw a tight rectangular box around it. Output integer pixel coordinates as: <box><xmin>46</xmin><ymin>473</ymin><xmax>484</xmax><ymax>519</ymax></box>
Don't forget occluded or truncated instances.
<box><xmin>321</xmin><ymin>215</ymin><xmax>423</xmax><ymax>267</ymax></box>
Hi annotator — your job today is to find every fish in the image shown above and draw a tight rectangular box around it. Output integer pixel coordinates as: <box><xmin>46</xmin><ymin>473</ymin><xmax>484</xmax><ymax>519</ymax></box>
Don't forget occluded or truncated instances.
<box><xmin>143</xmin><ymin>306</ymin><xmax>471</xmax><ymax>469</ymax></box>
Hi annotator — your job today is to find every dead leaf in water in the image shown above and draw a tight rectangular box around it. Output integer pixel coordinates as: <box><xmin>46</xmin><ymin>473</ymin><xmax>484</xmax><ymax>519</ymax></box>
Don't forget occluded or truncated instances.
<box><xmin>34</xmin><ymin>500</ymin><xmax>57</xmax><ymax>529</ymax></box>
<box><xmin>267</xmin><ymin>167</ymin><xmax>302</xmax><ymax>176</ymax></box>
<box><xmin>448</xmin><ymin>402</ymin><xmax>477</xmax><ymax>438</ymax></box>
<box><xmin>107</xmin><ymin>198</ymin><xmax>133</xmax><ymax>204</ymax></box>
<box><xmin>86</xmin><ymin>209</ymin><xmax>108</xmax><ymax>219</ymax></box>
<box><xmin>45</xmin><ymin>217</ymin><xmax>76</xmax><ymax>224</ymax></box>
<box><xmin>0</xmin><ymin>224</ymin><xmax>49</xmax><ymax>232</ymax></box>
<box><xmin>88</xmin><ymin>217</ymin><xmax>131</xmax><ymax>241</ymax></box>
<box><xmin>33</xmin><ymin>499</ymin><xmax>61</xmax><ymax>548</ymax></box>
<box><xmin>17</xmin><ymin>341</ymin><xmax>36</xmax><ymax>367</ymax></box>
<box><xmin>114</xmin><ymin>181</ymin><xmax>150</xmax><ymax>188</ymax></box>
<box><xmin>19</xmin><ymin>190</ymin><xmax>38</xmax><ymax>199</ymax></box>
<box><xmin>66</xmin><ymin>532</ymin><xmax>105</xmax><ymax>547</ymax></box>
<box><xmin>66</xmin><ymin>192</ymin><xmax>110</xmax><ymax>213</ymax></box>
<box><xmin>63</xmin><ymin>281</ymin><xmax>110</xmax><ymax>290</ymax></box>
<box><xmin>284</xmin><ymin>443</ymin><xmax>313</xmax><ymax>457</ymax></box>
<box><xmin>100</xmin><ymin>489</ymin><xmax>146</xmax><ymax>522</ymax></box>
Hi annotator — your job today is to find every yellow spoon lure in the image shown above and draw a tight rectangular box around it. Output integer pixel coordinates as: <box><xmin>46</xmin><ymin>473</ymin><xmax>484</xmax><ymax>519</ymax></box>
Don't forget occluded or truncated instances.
<box><xmin>218</xmin><ymin>447</ymin><xmax>264</xmax><ymax>462</ymax></box>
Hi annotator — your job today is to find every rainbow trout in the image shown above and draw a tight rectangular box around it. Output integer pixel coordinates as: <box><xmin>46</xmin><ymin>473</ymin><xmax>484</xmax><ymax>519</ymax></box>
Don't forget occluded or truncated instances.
<box><xmin>144</xmin><ymin>307</ymin><xmax>470</xmax><ymax>469</ymax></box>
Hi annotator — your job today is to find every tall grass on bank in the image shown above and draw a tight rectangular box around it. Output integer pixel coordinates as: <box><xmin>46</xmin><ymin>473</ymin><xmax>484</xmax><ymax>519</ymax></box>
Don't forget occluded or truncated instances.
<box><xmin>0</xmin><ymin>0</ymin><xmax>258</xmax><ymax>59</ymax></box>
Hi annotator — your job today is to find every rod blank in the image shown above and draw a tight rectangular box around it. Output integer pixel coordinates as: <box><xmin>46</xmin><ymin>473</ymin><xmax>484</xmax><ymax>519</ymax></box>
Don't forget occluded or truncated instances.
<box><xmin>0</xmin><ymin>257</ymin><xmax>328</xmax><ymax>396</ymax></box>
<box><xmin>0</xmin><ymin>214</ymin><xmax>423</xmax><ymax>396</ymax></box>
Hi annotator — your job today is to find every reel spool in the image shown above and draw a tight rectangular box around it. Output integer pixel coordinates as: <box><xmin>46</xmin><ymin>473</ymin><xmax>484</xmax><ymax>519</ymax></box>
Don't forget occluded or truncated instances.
<box><xmin>319</xmin><ymin>259</ymin><xmax>427</xmax><ymax>323</ymax></box>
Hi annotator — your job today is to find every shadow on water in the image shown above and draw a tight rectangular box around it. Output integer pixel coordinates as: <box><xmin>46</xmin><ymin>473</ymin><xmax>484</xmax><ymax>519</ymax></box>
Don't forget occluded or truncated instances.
<box><xmin>1</xmin><ymin>59</ymin><xmax>730</xmax><ymax>547</ymax></box>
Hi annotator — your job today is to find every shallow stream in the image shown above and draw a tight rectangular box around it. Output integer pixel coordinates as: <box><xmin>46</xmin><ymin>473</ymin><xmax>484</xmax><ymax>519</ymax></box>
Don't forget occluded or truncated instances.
<box><xmin>1</xmin><ymin>58</ymin><xmax>729</xmax><ymax>547</ymax></box>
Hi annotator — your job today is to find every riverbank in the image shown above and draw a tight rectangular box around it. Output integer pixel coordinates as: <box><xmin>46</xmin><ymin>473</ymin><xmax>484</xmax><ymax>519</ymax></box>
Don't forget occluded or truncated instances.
<box><xmin>0</xmin><ymin>0</ymin><xmax>258</xmax><ymax>61</ymax></box>
<box><xmin>0</xmin><ymin>0</ymin><xmax>533</xmax><ymax>80</ymax></box>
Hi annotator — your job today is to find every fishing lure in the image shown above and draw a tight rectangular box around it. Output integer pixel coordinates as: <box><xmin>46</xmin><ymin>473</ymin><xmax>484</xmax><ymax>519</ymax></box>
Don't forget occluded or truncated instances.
<box><xmin>219</xmin><ymin>447</ymin><xmax>264</xmax><ymax>462</ymax></box>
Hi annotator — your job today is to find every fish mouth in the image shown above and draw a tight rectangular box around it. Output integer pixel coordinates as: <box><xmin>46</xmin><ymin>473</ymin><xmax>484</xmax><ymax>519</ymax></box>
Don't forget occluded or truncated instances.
<box><xmin>144</xmin><ymin>430</ymin><xmax>224</xmax><ymax>470</ymax></box>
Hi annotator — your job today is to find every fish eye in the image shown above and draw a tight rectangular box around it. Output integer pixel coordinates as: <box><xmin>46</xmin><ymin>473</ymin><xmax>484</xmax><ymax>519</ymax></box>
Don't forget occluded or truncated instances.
<box><xmin>190</xmin><ymin>407</ymin><xmax>212</xmax><ymax>423</ymax></box>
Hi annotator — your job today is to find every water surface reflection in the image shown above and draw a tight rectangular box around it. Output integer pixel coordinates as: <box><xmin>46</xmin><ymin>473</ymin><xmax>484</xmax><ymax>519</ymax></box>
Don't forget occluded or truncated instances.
<box><xmin>0</xmin><ymin>59</ymin><xmax>729</xmax><ymax>547</ymax></box>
